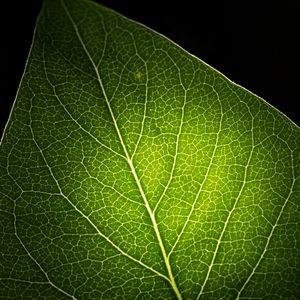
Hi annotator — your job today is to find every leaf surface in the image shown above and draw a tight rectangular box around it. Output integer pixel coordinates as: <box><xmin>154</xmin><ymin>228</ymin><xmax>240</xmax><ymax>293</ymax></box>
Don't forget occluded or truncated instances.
<box><xmin>0</xmin><ymin>0</ymin><xmax>299</xmax><ymax>299</ymax></box>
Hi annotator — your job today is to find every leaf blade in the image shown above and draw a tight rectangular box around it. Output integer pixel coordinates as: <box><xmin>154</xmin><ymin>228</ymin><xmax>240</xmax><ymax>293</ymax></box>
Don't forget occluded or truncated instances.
<box><xmin>1</xmin><ymin>0</ymin><xmax>299</xmax><ymax>299</ymax></box>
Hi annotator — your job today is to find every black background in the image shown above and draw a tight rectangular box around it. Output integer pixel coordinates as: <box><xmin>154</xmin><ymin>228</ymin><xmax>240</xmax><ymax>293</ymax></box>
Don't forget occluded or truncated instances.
<box><xmin>1</xmin><ymin>1</ymin><xmax>299</xmax><ymax>138</ymax></box>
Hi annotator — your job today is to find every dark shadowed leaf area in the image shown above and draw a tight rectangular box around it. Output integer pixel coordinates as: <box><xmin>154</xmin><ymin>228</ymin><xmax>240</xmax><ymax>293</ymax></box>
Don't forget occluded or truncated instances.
<box><xmin>0</xmin><ymin>0</ymin><xmax>299</xmax><ymax>299</ymax></box>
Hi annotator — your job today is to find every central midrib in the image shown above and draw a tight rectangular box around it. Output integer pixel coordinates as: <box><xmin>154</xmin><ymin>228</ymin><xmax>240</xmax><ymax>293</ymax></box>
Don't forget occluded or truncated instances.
<box><xmin>61</xmin><ymin>1</ymin><xmax>182</xmax><ymax>299</ymax></box>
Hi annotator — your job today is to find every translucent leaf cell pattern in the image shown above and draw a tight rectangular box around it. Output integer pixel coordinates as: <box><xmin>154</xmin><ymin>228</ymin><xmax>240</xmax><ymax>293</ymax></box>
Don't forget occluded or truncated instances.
<box><xmin>0</xmin><ymin>0</ymin><xmax>299</xmax><ymax>299</ymax></box>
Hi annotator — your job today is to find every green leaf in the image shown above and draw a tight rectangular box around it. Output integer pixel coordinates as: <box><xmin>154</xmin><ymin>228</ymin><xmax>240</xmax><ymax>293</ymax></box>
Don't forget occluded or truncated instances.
<box><xmin>1</xmin><ymin>0</ymin><xmax>299</xmax><ymax>299</ymax></box>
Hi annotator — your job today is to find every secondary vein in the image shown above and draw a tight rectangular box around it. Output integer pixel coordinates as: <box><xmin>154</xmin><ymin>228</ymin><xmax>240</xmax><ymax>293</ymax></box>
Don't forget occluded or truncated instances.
<box><xmin>197</xmin><ymin>104</ymin><xmax>255</xmax><ymax>299</ymax></box>
<box><xmin>236</xmin><ymin>137</ymin><xmax>296</xmax><ymax>299</ymax></box>
<box><xmin>169</xmin><ymin>84</ymin><xmax>223</xmax><ymax>258</ymax></box>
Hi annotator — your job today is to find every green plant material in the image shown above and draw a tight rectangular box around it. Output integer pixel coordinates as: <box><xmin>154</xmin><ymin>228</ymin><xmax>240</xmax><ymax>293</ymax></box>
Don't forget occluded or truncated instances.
<box><xmin>1</xmin><ymin>0</ymin><xmax>299</xmax><ymax>299</ymax></box>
